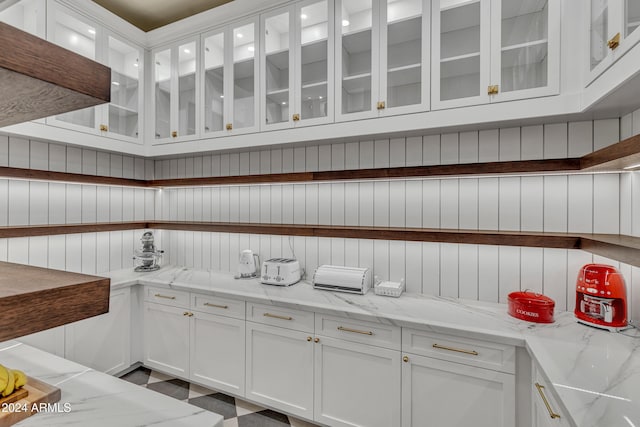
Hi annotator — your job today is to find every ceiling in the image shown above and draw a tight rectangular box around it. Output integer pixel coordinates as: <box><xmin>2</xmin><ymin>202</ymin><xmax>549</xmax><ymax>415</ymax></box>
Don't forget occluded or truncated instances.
<box><xmin>91</xmin><ymin>0</ymin><xmax>234</xmax><ymax>32</ymax></box>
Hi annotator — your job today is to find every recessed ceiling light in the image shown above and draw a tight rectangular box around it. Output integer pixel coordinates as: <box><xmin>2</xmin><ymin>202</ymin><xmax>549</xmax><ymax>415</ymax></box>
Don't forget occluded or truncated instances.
<box><xmin>623</xmin><ymin>163</ymin><xmax>640</xmax><ymax>170</ymax></box>
<box><xmin>220</xmin><ymin>95</ymin><xmax>224</xmax><ymax>98</ymax></box>
<box><xmin>282</xmin><ymin>101</ymin><xmax>287</xmax><ymax>105</ymax></box>
<box><xmin>319</xmin><ymin>96</ymin><xmax>323</xmax><ymax>99</ymax></box>
<box><xmin>112</xmin><ymin>81</ymin><xmax>120</xmax><ymax>86</ymax></box>
<box><xmin>301</xmin><ymin>13</ymin><xmax>307</xmax><ymax>19</ymax></box>
<box><xmin>237</xmin><ymin>33</ymin><xmax>243</xmax><ymax>38</ymax></box>
<box><xmin>183</xmin><ymin>48</ymin><xmax>191</xmax><ymax>54</ymax></box>
<box><xmin>248</xmin><ymin>45</ymin><xmax>255</xmax><ymax>52</ymax></box>
<box><xmin>88</xmin><ymin>28</ymin><xmax>96</xmax><ymax>35</ymax></box>
<box><xmin>342</xmin><ymin>19</ymin><xmax>350</xmax><ymax>26</ymax></box>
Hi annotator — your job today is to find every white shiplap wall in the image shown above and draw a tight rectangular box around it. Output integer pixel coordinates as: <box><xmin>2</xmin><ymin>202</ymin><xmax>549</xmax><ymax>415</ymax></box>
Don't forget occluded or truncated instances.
<box><xmin>0</xmin><ymin>135</ymin><xmax>157</xmax><ymax>274</ymax></box>
<box><xmin>155</xmin><ymin>116</ymin><xmax>640</xmax><ymax>323</ymax></box>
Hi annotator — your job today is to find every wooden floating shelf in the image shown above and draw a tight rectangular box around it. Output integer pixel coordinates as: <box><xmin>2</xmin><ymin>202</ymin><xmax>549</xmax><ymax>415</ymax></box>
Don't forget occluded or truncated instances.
<box><xmin>0</xmin><ymin>22</ymin><xmax>111</xmax><ymax>127</ymax></box>
<box><xmin>0</xmin><ymin>261</ymin><xmax>110</xmax><ymax>342</ymax></box>
<box><xmin>0</xmin><ymin>167</ymin><xmax>148</xmax><ymax>187</ymax></box>
<box><xmin>1</xmin><ymin>221</ymin><xmax>638</xmax><ymax>267</ymax></box>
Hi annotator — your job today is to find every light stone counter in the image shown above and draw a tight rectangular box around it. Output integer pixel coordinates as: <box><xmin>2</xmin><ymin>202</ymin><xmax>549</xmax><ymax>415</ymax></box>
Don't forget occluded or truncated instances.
<box><xmin>107</xmin><ymin>265</ymin><xmax>640</xmax><ymax>427</ymax></box>
<box><xmin>0</xmin><ymin>341</ymin><xmax>223</xmax><ymax>427</ymax></box>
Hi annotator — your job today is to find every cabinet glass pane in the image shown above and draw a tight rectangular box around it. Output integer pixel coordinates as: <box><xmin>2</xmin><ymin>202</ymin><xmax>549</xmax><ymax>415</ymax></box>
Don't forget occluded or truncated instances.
<box><xmin>387</xmin><ymin>0</ymin><xmax>422</xmax><ymax>108</ymax></box>
<box><xmin>234</xmin><ymin>23</ymin><xmax>255</xmax><ymax>129</ymax></box>
<box><xmin>439</xmin><ymin>1</ymin><xmax>480</xmax><ymax>101</ymax></box>
<box><xmin>108</xmin><ymin>36</ymin><xmax>139</xmax><ymax>138</ymax></box>
<box><xmin>52</xmin><ymin>10</ymin><xmax>96</xmax><ymax>127</ymax></box>
<box><xmin>204</xmin><ymin>33</ymin><xmax>225</xmax><ymax>134</ymax></box>
<box><xmin>265</xmin><ymin>12</ymin><xmax>290</xmax><ymax>125</ymax></box>
<box><xmin>155</xmin><ymin>49</ymin><xmax>171</xmax><ymax>139</ymax></box>
<box><xmin>626</xmin><ymin>0</ymin><xmax>640</xmax><ymax>37</ymax></box>
<box><xmin>179</xmin><ymin>41</ymin><xmax>196</xmax><ymax>136</ymax></box>
<box><xmin>0</xmin><ymin>0</ymin><xmax>42</xmax><ymax>35</ymax></box>
<box><xmin>500</xmin><ymin>0</ymin><xmax>548</xmax><ymax>93</ymax></box>
<box><xmin>342</xmin><ymin>0</ymin><xmax>372</xmax><ymax>114</ymax></box>
<box><xmin>301</xmin><ymin>0</ymin><xmax>329</xmax><ymax>120</ymax></box>
<box><xmin>591</xmin><ymin>0</ymin><xmax>608</xmax><ymax>70</ymax></box>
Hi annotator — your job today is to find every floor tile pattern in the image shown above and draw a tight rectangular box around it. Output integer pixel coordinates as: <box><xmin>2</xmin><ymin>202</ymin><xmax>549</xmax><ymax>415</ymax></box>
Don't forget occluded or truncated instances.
<box><xmin>120</xmin><ymin>367</ymin><xmax>318</xmax><ymax>427</ymax></box>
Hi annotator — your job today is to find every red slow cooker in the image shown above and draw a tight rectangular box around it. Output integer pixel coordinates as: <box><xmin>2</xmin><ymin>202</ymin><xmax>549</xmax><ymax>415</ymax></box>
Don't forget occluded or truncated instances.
<box><xmin>508</xmin><ymin>291</ymin><xmax>555</xmax><ymax>323</ymax></box>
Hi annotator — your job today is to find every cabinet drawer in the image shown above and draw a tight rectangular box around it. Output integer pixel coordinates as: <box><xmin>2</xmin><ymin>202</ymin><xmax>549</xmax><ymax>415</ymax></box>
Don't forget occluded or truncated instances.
<box><xmin>246</xmin><ymin>302</ymin><xmax>314</xmax><ymax>333</ymax></box>
<box><xmin>144</xmin><ymin>286</ymin><xmax>189</xmax><ymax>308</ymax></box>
<box><xmin>191</xmin><ymin>293</ymin><xmax>245</xmax><ymax>320</ymax></box>
<box><xmin>402</xmin><ymin>329</ymin><xmax>515</xmax><ymax>374</ymax></box>
<box><xmin>316</xmin><ymin>314</ymin><xmax>401</xmax><ymax>350</ymax></box>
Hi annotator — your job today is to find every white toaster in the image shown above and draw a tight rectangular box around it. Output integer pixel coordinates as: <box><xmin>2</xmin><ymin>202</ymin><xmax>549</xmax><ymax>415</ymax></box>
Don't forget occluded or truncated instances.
<box><xmin>261</xmin><ymin>258</ymin><xmax>301</xmax><ymax>286</ymax></box>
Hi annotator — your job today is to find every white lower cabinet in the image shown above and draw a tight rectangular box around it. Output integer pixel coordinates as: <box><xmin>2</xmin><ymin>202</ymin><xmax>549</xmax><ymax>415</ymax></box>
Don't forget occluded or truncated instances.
<box><xmin>143</xmin><ymin>301</ymin><xmax>190</xmax><ymax>378</ymax></box>
<box><xmin>245</xmin><ymin>321</ymin><xmax>315</xmax><ymax>419</ymax></box>
<box><xmin>18</xmin><ymin>326</ymin><xmax>65</xmax><ymax>357</ymax></box>
<box><xmin>532</xmin><ymin>363</ymin><xmax>569</xmax><ymax>427</ymax></box>
<box><xmin>65</xmin><ymin>288</ymin><xmax>131</xmax><ymax>375</ymax></box>
<box><xmin>314</xmin><ymin>336</ymin><xmax>401</xmax><ymax>427</ymax></box>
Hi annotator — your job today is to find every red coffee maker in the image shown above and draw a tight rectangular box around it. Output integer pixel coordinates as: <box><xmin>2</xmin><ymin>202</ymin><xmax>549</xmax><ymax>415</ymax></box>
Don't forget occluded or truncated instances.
<box><xmin>575</xmin><ymin>264</ymin><xmax>629</xmax><ymax>332</ymax></box>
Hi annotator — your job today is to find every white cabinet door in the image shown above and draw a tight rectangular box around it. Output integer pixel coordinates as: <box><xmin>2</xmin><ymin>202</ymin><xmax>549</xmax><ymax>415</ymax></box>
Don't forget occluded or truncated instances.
<box><xmin>190</xmin><ymin>311</ymin><xmax>245</xmax><ymax>396</ymax></box>
<box><xmin>402</xmin><ymin>353</ymin><xmax>515</xmax><ymax>427</ymax></box>
<box><xmin>143</xmin><ymin>302</ymin><xmax>190</xmax><ymax>378</ymax></box>
<box><xmin>314</xmin><ymin>336</ymin><xmax>401</xmax><ymax>427</ymax></box>
<box><xmin>18</xmin><ymin>326</ymin><xmax>65</xmax><ymax>357</ymax></box>
<box><xmin>245</xmin><ymin>322</ymin><xmax>314</xmax><ymax>419</ymax></box>
<box><xmin>532</xmin><ymin>365</ymin><xmax>569</xmax><ymax>427</ymax></box>
<box><xmin>65</xmin><ymin>288</ymin><xmax>131</xmax><ymax>375</ymax></box>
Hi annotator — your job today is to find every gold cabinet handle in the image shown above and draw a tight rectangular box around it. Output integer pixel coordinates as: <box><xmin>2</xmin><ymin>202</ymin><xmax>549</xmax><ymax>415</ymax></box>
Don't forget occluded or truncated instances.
<box><xmin>99</xmin><ymin>124</ymin><xmax>108</xmax><ymax>132</ymax></box>
<box><xmin>377</xmin><ymin>101</ymin><xmax>385</xmax><ymax>110</ymax></box>
<box><xmin>204</xmin><ymin>303</ymin><xmax>228</xmax><ymax>309</ymax></box>
<box><xmin>292</xmin><ymin>113</ymin><xmax>300</xmax><ymax>121</ymax></box>
<box><xmin>337</xmin><ymin>326</ymin><xmax>373</xmax><ymax>336</ymax></box>
<box><xmin>488</xmin><ymin>85</ymin><xmax>499</xmax><ymax>95</ymax></box>
<box><xmin>171</xmin><ymin>131</ymin><xmax>177</xmax><ymax>138</ymax></box>
<box><xmin>403</xmin><ymin>356</ymin><xmax>409</xmax><ymax>362</ymax></box>
<box><xmin>314</xmin><ymin>337</ymin><xmax>320</xmax><ymax>343</ymax></box>
<box><xmin>307</xmin><ymin>336</ymin><xmax>312</xmax><ymax>342</ymax></box>
<box><xmin>535</xmin><ymin>383</ymin><xmax>561</xmax><ymax>419</ymax></box>
<box><xmin>263</xmin><ymin>312</ymin><xmax>293</xmax><ymax>321</ymax></box>
<box><xmin>155</xmin><ymin>293</ymin><xmax>176</xmax><ymax>300</ymax></box>
<box><xmin>608</xmin><ymin>32</ymin><xmax>620</xmax><ymax>50</ymax></box>
<box><xmin>432</xmin><ymin>343</ymin><xmax>478</xmax><ymax>356</ymax></box>
<box><xmin>183</xmin><ymin>311</ymin><xmax>193</xmax><ymax>317</ymax></box>
<box><xmin>226</xmin><ymin>123</ymin><xmax>233</xmax><ymax>131</ymax></box>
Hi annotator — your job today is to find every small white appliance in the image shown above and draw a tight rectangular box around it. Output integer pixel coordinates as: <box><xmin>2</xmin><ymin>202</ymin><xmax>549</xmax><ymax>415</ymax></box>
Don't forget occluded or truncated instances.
<box><xmin>236</xmin><ymin>249</ymin><xmax>259</xmax><ymax>279</ymax></box>
<box><xmin>312</xmin><ymin>265</ymin><xmax>371</xmax><ymax>294</ymax></box>
<box><xmin>261</xmin><ymin>258</ymin><xmax>301</xmax><ymax>286</ymax></box>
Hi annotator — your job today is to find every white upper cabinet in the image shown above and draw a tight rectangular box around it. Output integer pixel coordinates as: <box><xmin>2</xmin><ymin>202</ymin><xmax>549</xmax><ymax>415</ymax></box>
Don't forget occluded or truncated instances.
<box><xmin>153</xmin><ymin>37</ymin><xmax>200</xmax><ymax>142</ymax></box>
<box><xmin>589</xmin><ymin>0</ymin><xmax>640</xmax><ymax>83</ymax></box>
<box><xmin>261</xmin><ymin>0</ymin><xmax>335</xmax><ymax>130</ymax></box>
<box><xmin>0</xmin><ymin>0</ymin><xmax>45</xmax><ymax>37</ymax></box>
<box><xmin>432</xmin><ymin>0</ymin><xmax>559</xmax><ymax>109</ymax></box>
<box><xmin>46</xmin><ymin>3</ymin><xmax>144</xmax><ymax>143</ymax></box>
<box><xmin>201</xmin><ymin>17</ymin><xmax>260</xmax><ymax>137</ymax></box>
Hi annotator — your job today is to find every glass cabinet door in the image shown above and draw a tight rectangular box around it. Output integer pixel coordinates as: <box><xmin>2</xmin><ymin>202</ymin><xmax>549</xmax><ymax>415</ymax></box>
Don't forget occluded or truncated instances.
<box><xmin>382</xmin><ymin>0</ymin><xmax>426</xmax><ymax>113</ymax></box>
<box><xmin>432</xmin><ymin>0</ymin><xmax>489</xmax><ymax>108</ymax></box>
<box><xmin>264</xmin><ymin>11</ymin><xmax>292</xmax><ymax>128</ymax></box>
<box><xmin>154</xmin><ymin>48</ymin><xmax>171</xmax><ymax>139</ymax></box>
<box><xmin>298</xmin><ymin>0</ymin><xmax>332</xmax><ymax>124</ymax></box>
<box><xmin>203</xmin><ymin>32</ymin><xmax>225</xmax><ymax>135</ymax></box>
<box><xmin>178</xmin><ymin>41</ymin><xmax>197</xmax><ymax>137</ymax></box>
<box><xmin>626</xmin><ymin>0</ymin><xmax>640</xmax><ymax>36</ymax></box>
<box><xmin>107</xmin><ymin>36</ymin><xmax>141</xmax><ymax>139</ymax></box>
<box><xmin>591</xmin><ymin>0</ymin><xmax>609</xmax><ymax>71</ymax></box>
<box><xmin>232</xmin><ymin>21</ymin><xmax>258</xmax><ymax>131</ymax></box>
<box><xmin>338</xmin><ymin>0</ymin><xmax>377</xmax><ymax>119</ymax></box>
<box><xmin>0</xmin><ymin>0</ymin><xmax>45</xmax><ymax>37</ymax></box>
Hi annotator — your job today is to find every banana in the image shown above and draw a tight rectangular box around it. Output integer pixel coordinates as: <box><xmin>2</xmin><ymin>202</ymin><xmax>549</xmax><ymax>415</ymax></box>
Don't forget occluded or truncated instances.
<box><xmin>12</xmin><ymin>370</ymin><xmax>26</xmax><ymax>389</ymax></box>
<box><xmin>0</xmin><ymin>365</ymin><xmax>8</xmax><ymax>393</ymax></box>
<box><xmin>2</xmin><ymin>368</ymin><xmax>14</xmax><ymax>397</ymax></box>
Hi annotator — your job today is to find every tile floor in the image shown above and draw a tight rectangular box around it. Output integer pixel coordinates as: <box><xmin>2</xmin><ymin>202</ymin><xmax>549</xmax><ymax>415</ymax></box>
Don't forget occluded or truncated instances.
<box><xmin>120</xmin><ymin>367</ymin><xmax>319</xmax><ymax>427</ymax></box>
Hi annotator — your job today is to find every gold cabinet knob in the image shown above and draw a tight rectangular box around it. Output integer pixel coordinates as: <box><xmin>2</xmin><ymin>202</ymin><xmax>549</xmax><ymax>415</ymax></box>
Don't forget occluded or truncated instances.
<box><xmin>99</xmin><ymin>124</ymin><xmax>108</xmax><ymax>132</ymax></box>
<box><xmin>183</xmin><ymin>311</ymin><xmax>190</xmax><ymax>316</ymax></box>
<box><xmin>377</xmin><ymin>101</ymin><xmax>385</xmax><ymax>110</ymax></box>
<box><xmin>403</xmin><ymin>356</ymin><xmax>409</xmax><ymax>363</ymax></box>
<box><xmin>314</xmin><ymin>337</ymin><xmax>320</xmax><ymax>343</ymax></box>
<box><xmin>171</xmin><ymin>131</ymin><xmax>178</xmax><ymax>138</ymax></box>
<box><xmin>488</xmin><ymin>85</ymin><xmax>499</xmax><ymax>95</ymax></box>
<box><xmin>292</xmin><ymin>113</ymin><xmax>300</xmax><ymax>121</ymax></box>
<box><xmin>608</xmin><ymin>33</ymin><xmax>620</xmax><ymax>50</ymax></box>
<box><xmin>226</xmin><ymin>123</ymin><xmax>233</xmax><ymax>131</ymax></box>
<box><xmin>307</xmin><ymin>336</ymin><xmax>312</xmax><ymax>342</ymax></box>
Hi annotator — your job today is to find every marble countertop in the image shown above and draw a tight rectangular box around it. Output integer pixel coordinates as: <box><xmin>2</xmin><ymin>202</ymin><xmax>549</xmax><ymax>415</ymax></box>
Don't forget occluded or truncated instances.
<box><xmin>107</xmin><ymin>265</ymin><xmax>640</xmax><ymax>427</ymax></box>
<box><xmin>0</xmin><ymin>341</ymin><xmax>223</xmax><ymax>427</ymax></box>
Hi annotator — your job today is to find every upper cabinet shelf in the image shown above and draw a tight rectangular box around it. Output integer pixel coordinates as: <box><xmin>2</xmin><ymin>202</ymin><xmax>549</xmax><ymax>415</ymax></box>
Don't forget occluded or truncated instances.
<box><xmin>0</xmin><ymin>22</ymin><xmax>111</xmax><ymax>127</ymax></box>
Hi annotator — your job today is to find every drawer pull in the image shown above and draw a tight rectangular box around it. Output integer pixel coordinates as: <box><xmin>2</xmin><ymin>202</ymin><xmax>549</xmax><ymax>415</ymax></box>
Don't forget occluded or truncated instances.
<box><xmin>155</xmin><ymin>294</ymin><xmax>176</xmax><ymax>300</ymax></box>
<box><xmin>432</xmin><ymin>343</ymin><xmax>478</xmax><ymax>356</ymax></box>
<box><xmin>183</xmin><ymin>312</ymin><xmax>194</xmax><ymax>317</ymax></box>
<box><xmin>263</xmin><ymin>312</ymin><xmax>293</xmax><ymax>321</ymax></box>
<box><xmin>337</xmin><ymin>326</ymin><xmax>373</xmax><ymax>336</ymax></box>
<box><xmin>204</xmin><ymin>303</ymin><xmax>228</xmax><ymax>309</ymax></box>
<box><xmin>535</xmin><ymin>383</ymin><xmax>561</xmax><ymax>419</ymax></box>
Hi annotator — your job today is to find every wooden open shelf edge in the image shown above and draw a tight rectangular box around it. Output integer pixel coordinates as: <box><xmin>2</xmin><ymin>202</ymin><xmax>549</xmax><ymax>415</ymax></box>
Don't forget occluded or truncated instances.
<box><xmin>0</xmin><ymin>167</ymin><xmax>149</xmax><ymax>187</ymax></box>
<box><xmin>4</xmin><ymin>221</ymin><xmax>637</xmax><ymax>266</ymax></box>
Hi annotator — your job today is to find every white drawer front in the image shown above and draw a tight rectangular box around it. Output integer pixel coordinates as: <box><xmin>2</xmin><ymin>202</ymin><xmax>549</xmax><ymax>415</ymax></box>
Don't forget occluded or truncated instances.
<box><xmin>145</xmin><ymin>286</ymin><xmax>189</xmax><ymax>308</ymax></box>
<box><xmin>402</xmin><ymin>329</ymin><xmax>515</xmax><ymax>374</ymax></box>
<box><xmin>246</xmin><ymin>302</ymin><xmax>314</xmax><ymax>333</ymax></box>
<box><xmin>316</xmin><ymin>314</ymin><xmax>401</xmax><ymax>350</ymax></box>
<box><xmin>191</xmin><ymin>293</ymin><xmax>245</xmax><ymax>320</ymax></box>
